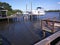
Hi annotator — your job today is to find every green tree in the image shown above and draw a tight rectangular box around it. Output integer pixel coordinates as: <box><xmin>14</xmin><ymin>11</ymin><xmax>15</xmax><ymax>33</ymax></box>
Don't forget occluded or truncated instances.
<box><xmin>0</xmin><ymin>2</ymin><xmax>23</xmax><ymax>16</ymax></box>
<box><xmin>0</xmin><ymin>2</ymin><xmax>12</xmax><ymax>11</ymax></box>
<box><xmin>13</xmin><ymin>9</ymin><xmax>23</xmax><ymax>14</ymax></box>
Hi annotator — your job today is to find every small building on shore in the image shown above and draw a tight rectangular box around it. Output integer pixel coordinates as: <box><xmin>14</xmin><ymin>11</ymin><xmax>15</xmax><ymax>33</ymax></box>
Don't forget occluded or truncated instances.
<box><xmin>0</xmin><ymin>6</ymin><xmax>8</xmax><ymax>17</ymax></box>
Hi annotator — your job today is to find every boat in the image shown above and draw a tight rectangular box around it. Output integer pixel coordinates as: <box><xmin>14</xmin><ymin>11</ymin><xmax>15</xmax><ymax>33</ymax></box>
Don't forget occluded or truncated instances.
<box><xmin>31</xmin><ymin>7</ymin><xmax>45</xmax><ymax>15</ymax></box>
<box><xmin>23</xmin><ymin>3</ymin><xmax>45</xmax><ymax>16</ymax></box>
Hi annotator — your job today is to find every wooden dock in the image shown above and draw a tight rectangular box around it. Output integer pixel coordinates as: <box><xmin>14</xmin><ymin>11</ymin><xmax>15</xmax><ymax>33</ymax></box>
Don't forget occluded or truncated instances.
<box><xmin>41</xmin><ymin>19</ymin><xmax>60</xmax><ymax>33</ymax></box>
<box><xmin>34</xmin><ymin>31</ymin><xmax>60</xmax><ymax>45</ymax></box>
<box><xmin>0</xmin><ymin>16</ymin><xmax>18</xmax><ymax>23</ymax></box>
<box><xmin>40</xmin><ymin>18</ymin><xmax>60</xmax><ymax>38</ymax></box>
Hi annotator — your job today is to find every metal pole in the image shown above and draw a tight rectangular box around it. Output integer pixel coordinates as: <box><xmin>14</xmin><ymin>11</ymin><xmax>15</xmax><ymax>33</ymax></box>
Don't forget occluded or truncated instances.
<box><xmin>31</xmin><ymin>2</ymin><xmax>32</xmax><ymax>12</ymax></box>
<box><xmin>26</xmin><ymin>3</ymin><xmax>27</xmax><ymax>13</ymax></box>
<box><xmin>31</xmin><ymin>2</ymin><xmax>33</xmax><ymax>21</ymax></box>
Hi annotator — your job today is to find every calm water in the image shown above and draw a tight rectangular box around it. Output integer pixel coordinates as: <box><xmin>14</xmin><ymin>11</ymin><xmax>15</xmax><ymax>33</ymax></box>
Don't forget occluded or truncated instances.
<box><xmin>0</xmin><ymin>12</ymin><xmax>60</xmax><ymax>45</ymax></box>
<box><xmin>37</xmin><ymin>12</ymin><xmax>60</xmax><ymax>19</ymax></box>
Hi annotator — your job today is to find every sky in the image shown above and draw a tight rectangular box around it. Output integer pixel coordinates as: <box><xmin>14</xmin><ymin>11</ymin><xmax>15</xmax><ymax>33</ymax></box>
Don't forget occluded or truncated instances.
<box><xmin>0</xmin><ymin>0</ymin><xmax>60</xmax><ymax>11</ymax></box>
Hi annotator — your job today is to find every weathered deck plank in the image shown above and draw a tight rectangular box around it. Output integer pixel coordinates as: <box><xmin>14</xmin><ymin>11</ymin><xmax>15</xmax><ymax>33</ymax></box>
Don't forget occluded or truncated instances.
<box><xmin>34</xmin><ymin>31</ymin><xmax>60</xmax><ymax>45</ymax></box>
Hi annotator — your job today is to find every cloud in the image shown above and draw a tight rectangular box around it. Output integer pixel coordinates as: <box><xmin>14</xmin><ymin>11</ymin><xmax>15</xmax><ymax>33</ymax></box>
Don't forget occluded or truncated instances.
<box><xmin>57</xmin><ymin>2</ymin><xmax>60</xmax><ymax>4</ymax></box>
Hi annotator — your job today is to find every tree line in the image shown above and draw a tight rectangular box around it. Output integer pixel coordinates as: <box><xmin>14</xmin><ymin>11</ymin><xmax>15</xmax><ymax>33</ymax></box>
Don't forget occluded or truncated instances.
<box><xmin>0</xmin><ymin>2</ymin><xmax>23</xmax><ymax>16</ymax></box>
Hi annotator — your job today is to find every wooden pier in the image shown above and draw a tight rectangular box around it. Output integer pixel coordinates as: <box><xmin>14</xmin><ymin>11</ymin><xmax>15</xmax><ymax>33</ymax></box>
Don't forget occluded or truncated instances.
<box><xmin>0</xmin><ymin>16</ymin><xmax>18</xmax><ymax>23</ymax></box>
<box><xmin>41</xmin><ymin>19</ymin><xmax>60</xmax><ymax>33</ymax></box>
<box><xmin>40</xmin><ymin>18</ymin><xmax>60</xmax><ymax>38</ymax></box>
<box><xmin>34</xmin><ymin>31</ymin><xmax>60</xmax><ymax>45</ymax></box>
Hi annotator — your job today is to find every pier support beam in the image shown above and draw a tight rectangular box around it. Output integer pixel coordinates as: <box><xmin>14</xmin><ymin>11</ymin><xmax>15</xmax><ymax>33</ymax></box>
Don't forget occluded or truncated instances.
<box><xmin>7</xmin><ymin>17</ymin><xmax>9</xmax><ymax>23</ymax></box>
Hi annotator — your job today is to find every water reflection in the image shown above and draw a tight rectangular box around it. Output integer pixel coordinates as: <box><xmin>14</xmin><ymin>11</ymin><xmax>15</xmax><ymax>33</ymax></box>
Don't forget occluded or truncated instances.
<box><xmin>0</xmin><ymin>20</ymin><xmax>42</xmax><ymax>45</ymax></box>
<box><xmin>0</xmin><ymin>12</ymin><xmax>60</xmax><ymax>45</ymax></box>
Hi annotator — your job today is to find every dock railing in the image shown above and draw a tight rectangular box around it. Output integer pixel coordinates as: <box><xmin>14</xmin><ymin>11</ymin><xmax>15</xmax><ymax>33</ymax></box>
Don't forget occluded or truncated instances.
<box><xmin>40</xmin><ymin>18</ymin><xmax>60</xmax><ymax>38</ymax></box>
<box><xmin>41</xmin><ymin>18</ymin><xmax>60</xmax><ymax>33</ymax></box>
<box><xmin>34</xmin><ymin>31</ymin><xmax>60</xmax><ymax>45</ymax></box>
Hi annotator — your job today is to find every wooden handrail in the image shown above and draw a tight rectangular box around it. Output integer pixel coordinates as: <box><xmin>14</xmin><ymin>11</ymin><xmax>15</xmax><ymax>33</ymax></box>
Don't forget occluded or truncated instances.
<box><xmin>41</xmin><ymin>19</ymin><xmax>60</xmax><ymax>33</ymax></box>
<box><xmin>34</xmin><ymin>31</ymin><xmax>60</xmax><ymax>45</ymax></box>
<box><xmin>42</xmin><ymin>19</ymin><xmax>60</xmax><ymax>23</ymax></box>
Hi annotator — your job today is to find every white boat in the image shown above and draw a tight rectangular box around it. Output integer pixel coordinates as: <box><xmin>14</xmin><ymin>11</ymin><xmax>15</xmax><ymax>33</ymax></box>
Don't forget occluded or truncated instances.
<box><xmin>31</xmin><ymin>7</ymin><xmax>45</xmax><ymax>15</ymax></box>
<box><xmin>23</xmin><ymin>7</ymin><xmax>45</xmax><ymax>15</ymax></box>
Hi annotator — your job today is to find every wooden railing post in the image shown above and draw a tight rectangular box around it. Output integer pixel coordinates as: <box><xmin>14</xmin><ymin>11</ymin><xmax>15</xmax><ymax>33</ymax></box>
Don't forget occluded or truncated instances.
<box><xmin>52</xmin><ymin>21</ymin><xmax>55</xmax><ymax>33</ymax></box>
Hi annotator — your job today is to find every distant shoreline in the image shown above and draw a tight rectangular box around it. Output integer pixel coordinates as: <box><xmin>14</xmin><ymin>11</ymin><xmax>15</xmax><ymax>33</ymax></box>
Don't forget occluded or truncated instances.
<box><xmin>45</xmin><ymin>10</ymin><xmax>60</xmax><ymax>12</ymax></box>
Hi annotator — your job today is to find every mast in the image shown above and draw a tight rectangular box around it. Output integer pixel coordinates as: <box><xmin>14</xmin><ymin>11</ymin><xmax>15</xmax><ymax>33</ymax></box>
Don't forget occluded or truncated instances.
<box><xmin>31</xmin><ymin>2</ymin><xmax>32</xmax><ymax>12</ymax></box>
<box><xmin>26</xmin><ymin>3</ymin><xmax>27</xmax><ymax>13</ymax></box>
